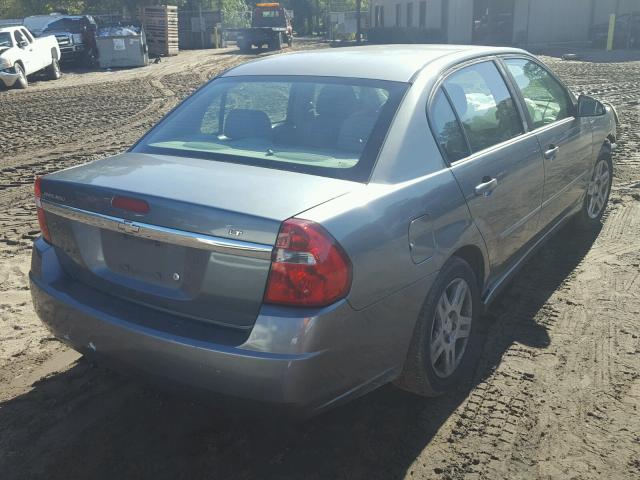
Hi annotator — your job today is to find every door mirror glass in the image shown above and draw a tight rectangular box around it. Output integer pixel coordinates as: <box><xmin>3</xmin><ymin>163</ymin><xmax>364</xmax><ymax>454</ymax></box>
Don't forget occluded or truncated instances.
<box><xmin>577</xmin><ymin>95</ymin><xmax>606</xmax><ymax>117</ymax></box>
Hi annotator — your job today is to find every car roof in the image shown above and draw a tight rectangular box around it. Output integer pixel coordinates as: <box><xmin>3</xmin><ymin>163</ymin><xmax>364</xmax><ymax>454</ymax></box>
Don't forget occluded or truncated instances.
<box><xmin>222</xmin><ymin>44</ymin><xmax>528</xmax><ymax>83</ymax></box>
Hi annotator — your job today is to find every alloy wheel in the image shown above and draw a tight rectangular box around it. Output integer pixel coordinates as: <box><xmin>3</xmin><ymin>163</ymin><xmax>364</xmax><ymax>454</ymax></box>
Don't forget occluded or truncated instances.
<box><xmin>430</xmin><ymin>278</ymin><xmax>473</xmax><ymax>378</ymax></box>
<box><xmin>587</xmin><ymin>159</ymin><xmax>611</xmax><ymax>219</ymax></box>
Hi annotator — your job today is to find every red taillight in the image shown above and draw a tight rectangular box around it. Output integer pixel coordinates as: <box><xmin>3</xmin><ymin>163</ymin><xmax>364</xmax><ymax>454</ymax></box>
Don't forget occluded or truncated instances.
<box><xmin>34</xmin><ymin>176</ymin><xmax>51</xmax><ymax>243</ymax></box>
<box><xmin>264</xmin><ymin>219</ymin><xmax>352</xmax><ymax>307</ymax></box>
<box><xmin>111</xmin><ymin>196</ymin><xmax>150</xmax><ymax>214</ymax></box>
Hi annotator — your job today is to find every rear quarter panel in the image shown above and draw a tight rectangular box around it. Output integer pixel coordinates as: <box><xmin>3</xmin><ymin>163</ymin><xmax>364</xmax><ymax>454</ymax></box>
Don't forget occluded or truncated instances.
<box><xmin>301</xmin><ymin>172</ymin><xmax>485</xmax><ymax>311</ymax></box>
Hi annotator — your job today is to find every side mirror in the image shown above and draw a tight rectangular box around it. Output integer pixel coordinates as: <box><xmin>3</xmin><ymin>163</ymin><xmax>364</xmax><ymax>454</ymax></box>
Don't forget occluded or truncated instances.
<box><xmin>577</xmin><ymin>94</ymin><xmax>606</xmax><ymax>117</ymax></box>
<box><xmin>18</xmin><ymin>40</ymin><xmax>29</xmax><ymax>48</ymax></box>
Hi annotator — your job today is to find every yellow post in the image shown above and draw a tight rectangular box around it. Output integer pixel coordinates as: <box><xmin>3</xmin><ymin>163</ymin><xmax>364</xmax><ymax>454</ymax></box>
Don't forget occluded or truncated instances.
<box><xmin>606</xmin><ymin>13</ymin><xmax>616</xmax><ymax>51</ymax></box>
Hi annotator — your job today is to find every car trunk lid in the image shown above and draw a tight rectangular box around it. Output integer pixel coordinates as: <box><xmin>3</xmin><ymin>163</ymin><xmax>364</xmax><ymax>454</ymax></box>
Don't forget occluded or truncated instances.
<box><xmin>40</xmin><ymin>152</ymin><xmax>357</xmax><ymax>329</ymax></box>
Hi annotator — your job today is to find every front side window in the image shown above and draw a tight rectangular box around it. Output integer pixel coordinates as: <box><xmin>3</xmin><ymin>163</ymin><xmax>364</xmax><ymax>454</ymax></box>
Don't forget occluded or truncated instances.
<box><xmin>13</xmin><ymin>30</ymin><xmax>26</xmax><ymax>46</ymax></box>
<box><xmin>134</xmin><ymin>76</ymin><xmax>408</xmax><ymax>182</ymax></box>
<box><xmin>431</xmin><ymin>89</ymin><xmax>470</xmax><ymax>163</ymax></box>
<box><xmin>504</xmin><ymin>58</ymin><xmax>573</xmax><ymax>129</ymax></box>
<box><xmin>443</xmin><ymin>61</ymin><xmax>523</xmax><ymax>153</ymax></box>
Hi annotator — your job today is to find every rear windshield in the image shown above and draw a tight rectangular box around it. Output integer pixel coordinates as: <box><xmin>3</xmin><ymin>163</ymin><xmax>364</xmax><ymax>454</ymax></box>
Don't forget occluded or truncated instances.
<box><xmin>132</xmin><ymin>75</ymin><xmax>408</xmax><ymax>182</ymax></box>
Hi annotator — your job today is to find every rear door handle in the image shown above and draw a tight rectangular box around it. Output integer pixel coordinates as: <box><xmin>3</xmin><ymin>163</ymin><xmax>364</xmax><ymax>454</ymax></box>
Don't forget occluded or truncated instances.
<box><xmin>474</xmin><ymin>177</ymin><xmax>498</xmax><ymax>196</ymax></box>
<box><xmin>544</xmin><ymin>145</ymin><xmax>560</xmax><ymax>159</ymax></box>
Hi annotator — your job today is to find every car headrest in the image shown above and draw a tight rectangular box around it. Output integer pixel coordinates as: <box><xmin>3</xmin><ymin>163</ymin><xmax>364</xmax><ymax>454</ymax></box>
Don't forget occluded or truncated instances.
<box><xmin>444</xmin><ymin>83</ymin><xmax>468</xmax><ymax>117</ymax></box>
<box><xmin>315</xmin><ymin>85</ymin><xmax>358</xmax><ymax>118</ymax></box>
<box><xmin>224</xmin><ymin>109</ymin><xmax>272</xmax><ymax>140</ymax></box>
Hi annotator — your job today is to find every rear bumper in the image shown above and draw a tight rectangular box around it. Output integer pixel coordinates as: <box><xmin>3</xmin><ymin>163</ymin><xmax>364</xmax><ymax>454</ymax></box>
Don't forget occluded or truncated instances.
<box><xmin>30</xmin><ymin>238</ymin><xmax>429</xmax><ymax>414</ymax></box>
<box><xmin>0</xmin><ymin>70</ymin><xmax>20</xmax><ymax>87</ymax></box>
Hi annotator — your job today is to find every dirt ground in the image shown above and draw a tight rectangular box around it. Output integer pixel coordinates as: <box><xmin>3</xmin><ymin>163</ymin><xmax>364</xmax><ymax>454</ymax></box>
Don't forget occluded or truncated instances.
<box><xmin>1</xmin><ymin>43</ymin><xmax>639</xmax><ymax>480</ymax></box>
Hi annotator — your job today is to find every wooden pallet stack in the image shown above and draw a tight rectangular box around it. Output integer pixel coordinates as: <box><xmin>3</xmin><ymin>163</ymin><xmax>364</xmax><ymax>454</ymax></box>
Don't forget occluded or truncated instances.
<box><xmin>141</xmin><ymin>5</ymin><xmax>179</xmax><ymax>56</ymax></box>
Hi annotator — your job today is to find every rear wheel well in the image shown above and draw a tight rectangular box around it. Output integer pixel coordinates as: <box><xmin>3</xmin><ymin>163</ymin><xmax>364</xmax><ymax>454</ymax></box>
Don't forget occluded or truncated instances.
<box><xmin>451</xmin><ymin>245</ymin><xmax>485</xmax><ymax>291</ymax></box>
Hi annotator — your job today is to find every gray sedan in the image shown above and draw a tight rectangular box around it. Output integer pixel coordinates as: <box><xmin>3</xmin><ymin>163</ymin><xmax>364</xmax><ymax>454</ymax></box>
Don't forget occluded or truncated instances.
<box><xmin>30</xmin><ymin>45</ymin><xmax>616</xmax><ymax>415</ymax></box>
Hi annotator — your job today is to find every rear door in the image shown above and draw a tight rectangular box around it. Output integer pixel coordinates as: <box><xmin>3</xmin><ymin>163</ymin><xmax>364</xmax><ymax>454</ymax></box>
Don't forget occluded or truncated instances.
<box><xmin>430</xmin><ymin>59</ymin><xmax>545</xmax><ymax>272</ymax></box>
<box><xmin>502</xmin><ymin>57</ymin><xmax>593</xmax><ymax>228</ymax></box>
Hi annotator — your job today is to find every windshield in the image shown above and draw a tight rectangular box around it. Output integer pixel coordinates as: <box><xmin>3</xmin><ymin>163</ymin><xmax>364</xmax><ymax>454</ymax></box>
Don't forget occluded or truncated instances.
<box><xmin>254</xmin><ymin>8</ymin><xmax>287</xmax><ymax>27</ymax></box>
<box><xmin>43</xmin><ymin>18</ymin><xmax>85</xmax><ymax>34</ymax></box>
<box><xmin>23</xmin><ymin>17</ymin><xmax>57</xmax><ymax>35</ymax></box>
<box><xmin>0</xmin><ymin>32</ymin><xmax>12</xmax><ymax>48</ymax></box>
<box><xmin>133</xmin><ymin>76</ymin><xmax>407</xmax><ymax>182</ymax></box>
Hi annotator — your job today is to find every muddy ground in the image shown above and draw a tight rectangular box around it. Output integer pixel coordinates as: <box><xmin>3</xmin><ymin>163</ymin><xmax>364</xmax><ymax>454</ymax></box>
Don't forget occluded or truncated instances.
<box><xmin>1</xmin><ymin>43</ymin><xmax>639</xmax><ymax>479</ymax></box>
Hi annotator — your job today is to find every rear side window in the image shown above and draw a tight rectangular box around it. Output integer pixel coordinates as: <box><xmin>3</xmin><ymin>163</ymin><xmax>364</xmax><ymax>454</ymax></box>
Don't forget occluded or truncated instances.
<box><xmin>443</xmin><ymin>61</ymin><xmax>523</xmax><ymax>153</ymax></box>
<box><xmin>504</xmin><ymin>58</ymin><xmax>573</xmax><ymax>129</ymax></box>
<box><xmin>431</xmin><ymin>89</ymin><xmax>470</xmax><ymax>163</ymax></box>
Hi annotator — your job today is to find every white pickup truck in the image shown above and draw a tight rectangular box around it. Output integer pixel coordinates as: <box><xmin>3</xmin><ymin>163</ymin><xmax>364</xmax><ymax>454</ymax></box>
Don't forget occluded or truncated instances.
<box><xmin>0</xmin><ymin>26</ymin><xmax>61</xmax><ymax>89</ymax></box>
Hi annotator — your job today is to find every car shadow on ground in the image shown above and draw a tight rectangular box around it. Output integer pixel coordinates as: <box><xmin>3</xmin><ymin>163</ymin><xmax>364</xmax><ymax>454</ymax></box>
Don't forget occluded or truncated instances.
<box><xmin>0</xmin><ymin>224</ymin><xmax>600</xmax><ymax>480</ymax></box>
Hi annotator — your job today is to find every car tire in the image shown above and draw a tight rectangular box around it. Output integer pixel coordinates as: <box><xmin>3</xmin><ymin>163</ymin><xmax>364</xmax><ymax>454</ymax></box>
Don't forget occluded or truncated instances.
<box><xmin>47</xmin><ymin>58</ymin><xmax>61</xmax><ymax>80</ymax></box>
<box><xmin>14</xmin><ymin>63</ymin><xmax>28</xmax><ymax>89</ymax></box>
<box><xmin>574</xmin><ymin>145</ymin><xmax>613</xmax><ymax>230</ymax></box>
<box><xmin>395</xmin><ymin>256</ymin><xmax>481</xmax><ymax>397</ymax></box>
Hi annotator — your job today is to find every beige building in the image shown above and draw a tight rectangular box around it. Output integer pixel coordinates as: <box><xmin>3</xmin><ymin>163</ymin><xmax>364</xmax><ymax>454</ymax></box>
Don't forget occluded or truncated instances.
<box><xmin>369</xmin><ymin>0</ymin><xmax>639</xmax><ymax>45</ymax></box>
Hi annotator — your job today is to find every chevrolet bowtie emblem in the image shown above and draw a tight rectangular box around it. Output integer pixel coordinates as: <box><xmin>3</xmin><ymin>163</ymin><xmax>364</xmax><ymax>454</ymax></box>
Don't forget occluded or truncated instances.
<box><xmin>118</xmin><ymin>220</ymin><xmax>140</xmax><ymax>234</ymax></box>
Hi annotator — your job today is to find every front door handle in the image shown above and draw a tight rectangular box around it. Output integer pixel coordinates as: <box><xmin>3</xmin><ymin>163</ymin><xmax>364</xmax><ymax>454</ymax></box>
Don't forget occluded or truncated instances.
<box><xmin>544</xmin><ymin>145</ymin><xmax>560</xmax><ymax>159</ymax></box>
<box><xmin>474</xmin><ymin>177</ymin><xmax>498</xmax><ymax>196</ymax></box>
